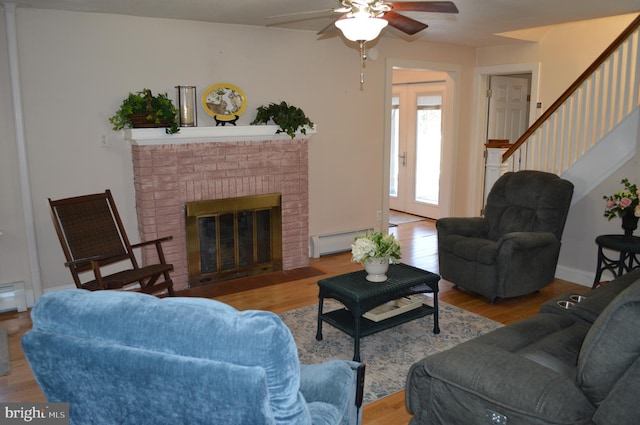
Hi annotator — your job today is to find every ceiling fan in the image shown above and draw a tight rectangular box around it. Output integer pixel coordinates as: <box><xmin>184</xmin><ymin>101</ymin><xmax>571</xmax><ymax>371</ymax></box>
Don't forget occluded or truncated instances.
<box><xmin>269</xmin><ymin>1</ymin><xmax>458</xmax><ymax>37</ymax></box>
<box><xmin>317</xmin><ymin>0</ymin><xmax>459</xmax><ymax>37</ymax></box>
<box><xmin>269</xmin><ymin>1</ymin><xmax>458</xmax><ymax>85</ymax></box>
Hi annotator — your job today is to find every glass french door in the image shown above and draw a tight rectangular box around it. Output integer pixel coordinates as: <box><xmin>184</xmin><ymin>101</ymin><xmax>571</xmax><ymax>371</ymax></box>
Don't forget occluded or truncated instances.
<box><xmin>390</xmin><ymin>82</ymin><xmax>445</xmax><ymax>219</ymax></box>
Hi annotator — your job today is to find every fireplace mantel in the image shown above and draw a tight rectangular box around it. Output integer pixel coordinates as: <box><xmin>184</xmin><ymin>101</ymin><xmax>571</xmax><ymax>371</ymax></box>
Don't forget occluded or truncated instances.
<box><xmin>124</xmin><ymin>125</ymin><xmax>316</xmax><ymax>146</ymax></box>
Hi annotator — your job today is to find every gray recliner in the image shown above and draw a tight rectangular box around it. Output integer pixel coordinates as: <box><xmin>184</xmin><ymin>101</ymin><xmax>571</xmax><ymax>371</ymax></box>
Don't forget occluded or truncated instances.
<box><xmin>437</xmin><ymin>170</ymin><xmax>574</xmax><ymax>302</ymax></box>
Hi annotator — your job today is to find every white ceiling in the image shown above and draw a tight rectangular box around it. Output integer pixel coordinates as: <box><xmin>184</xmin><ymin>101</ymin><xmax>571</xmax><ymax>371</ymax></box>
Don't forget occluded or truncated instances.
<box><xmin>3</xmin><ymin>0</ymin><xmax>640</xmax><ymax>47</ymax></box>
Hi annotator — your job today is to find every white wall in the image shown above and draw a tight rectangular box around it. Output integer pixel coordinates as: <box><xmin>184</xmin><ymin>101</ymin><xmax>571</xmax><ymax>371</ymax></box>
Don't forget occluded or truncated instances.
<box><xmin>560</xmin><ymin>156</ymin><xmax>639</xmax><ymax>285</ymax></box>
<box><xmin>0</xmin><ymin>7</ymin><xmax>476</xmax><ymax>295</ymax></box>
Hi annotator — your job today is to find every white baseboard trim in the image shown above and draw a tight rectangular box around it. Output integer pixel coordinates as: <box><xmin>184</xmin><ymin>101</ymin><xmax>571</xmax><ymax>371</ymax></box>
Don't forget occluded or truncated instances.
<box><xmin>555</xmin><ymin>265</ymin><xmax>594</xmax><ymax>287</ymax></box>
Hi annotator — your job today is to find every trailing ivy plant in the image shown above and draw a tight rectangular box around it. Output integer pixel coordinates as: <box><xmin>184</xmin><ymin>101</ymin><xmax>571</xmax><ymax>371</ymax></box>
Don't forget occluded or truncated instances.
<box><xmin>109</xmin><ymin>89</ymin><xmax>180</xmax><ymax>134</ymax></box>
<box><xmin>250</xmin><ymin>101</ymin><xmax>314</xmax><ymax>139</ymax></box>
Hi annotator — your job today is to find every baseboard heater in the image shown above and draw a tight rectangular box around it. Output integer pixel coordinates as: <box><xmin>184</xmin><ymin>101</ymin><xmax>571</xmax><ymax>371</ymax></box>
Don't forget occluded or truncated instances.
<box><xmin>0</xmin><ymin>281</ymin><xmax>27</xmax><ymax>313</ymax></box>
<box><xmin>310</xmin><ymin>228</ymin><xmax>374</xmax><ymax>258</ymax></box>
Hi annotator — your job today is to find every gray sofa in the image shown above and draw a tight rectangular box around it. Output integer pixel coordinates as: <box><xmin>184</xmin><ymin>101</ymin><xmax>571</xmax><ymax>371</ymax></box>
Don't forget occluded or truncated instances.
<box><xmin>405</xmin><ymin>269</ymin><xmax>640</xmax><ymax>425</ymax></box>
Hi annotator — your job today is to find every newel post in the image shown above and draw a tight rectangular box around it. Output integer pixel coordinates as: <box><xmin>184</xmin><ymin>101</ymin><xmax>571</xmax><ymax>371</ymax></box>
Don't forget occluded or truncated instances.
<box><xmin>484</xmin><ymin>140</ymin><xmax>512</xmax><ymax>207</ymax></box>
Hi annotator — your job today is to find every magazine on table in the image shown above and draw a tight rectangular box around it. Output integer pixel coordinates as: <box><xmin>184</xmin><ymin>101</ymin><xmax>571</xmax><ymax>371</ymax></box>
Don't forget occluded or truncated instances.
<box><xmin>363</xmin><ymin>295</ymin><xmax>424</xmax><ymax>322</ymax></box>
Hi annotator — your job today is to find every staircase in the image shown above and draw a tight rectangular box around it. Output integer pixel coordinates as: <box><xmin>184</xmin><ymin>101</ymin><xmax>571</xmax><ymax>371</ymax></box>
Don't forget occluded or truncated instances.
<box><xmin>502</xmin><ymin>15</ymin><xmax>640</xmax><ymax>203</ymax></box>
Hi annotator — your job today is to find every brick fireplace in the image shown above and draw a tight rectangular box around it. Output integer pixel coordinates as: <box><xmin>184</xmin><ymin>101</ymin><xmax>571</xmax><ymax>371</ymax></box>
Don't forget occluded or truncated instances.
<box><xmin>126</xmin><ymin>126</ymin><xmax>312</xmax><ymax>291</ymax></box>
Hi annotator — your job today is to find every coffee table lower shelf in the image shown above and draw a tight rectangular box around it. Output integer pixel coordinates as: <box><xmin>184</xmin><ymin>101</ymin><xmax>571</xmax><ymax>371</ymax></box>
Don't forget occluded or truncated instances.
<box><xmin>319</xmin><ymin>304</ymin><xmax>436</xmax><ymax>339</ymax></box>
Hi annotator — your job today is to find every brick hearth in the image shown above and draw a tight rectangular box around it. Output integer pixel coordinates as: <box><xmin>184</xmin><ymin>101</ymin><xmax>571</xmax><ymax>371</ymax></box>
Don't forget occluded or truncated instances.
<box><xmin>128</xmin><ymin>129</ymin><xmax>310</xmax><ymax>291</ymax></box>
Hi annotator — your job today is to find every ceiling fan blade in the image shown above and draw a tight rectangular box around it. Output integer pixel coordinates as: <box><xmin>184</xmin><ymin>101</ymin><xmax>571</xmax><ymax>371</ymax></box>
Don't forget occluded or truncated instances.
<box><xmin>266</xmin><ymin>9</ymin><xmax>335</xmax><ymax>19</ymax></box>
<box><xmin>383</xmin><ymin>11</ymin><xmax>428</xmax><ymax>35</ymax></box>
<box><xmin>318</xmin><ymin>18</ymin><xmax>341</xmax><ymax>35</ymax></box>
<box><xmin>387</xmin><ymin>1</ymin><xmax>458</xmax><ymax>14</ymax></box>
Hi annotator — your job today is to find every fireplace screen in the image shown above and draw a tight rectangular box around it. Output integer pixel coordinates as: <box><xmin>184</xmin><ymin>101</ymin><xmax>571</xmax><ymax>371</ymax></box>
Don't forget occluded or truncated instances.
<box><xmin>185</xmin><ymin>194</ymin><xmax>282</xmax><ymax>286</ymax></box>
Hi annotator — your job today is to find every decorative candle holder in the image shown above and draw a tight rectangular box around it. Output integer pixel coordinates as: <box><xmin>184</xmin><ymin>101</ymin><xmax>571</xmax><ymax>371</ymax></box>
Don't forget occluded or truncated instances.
<box><xmin>175</xmin><ymin>85</ymin><xmax>197</xmax><ymax>127</ymax></box>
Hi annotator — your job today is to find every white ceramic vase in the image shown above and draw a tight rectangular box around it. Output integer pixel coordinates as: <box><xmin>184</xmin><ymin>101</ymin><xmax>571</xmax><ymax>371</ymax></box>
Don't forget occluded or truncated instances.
<box><xmin>364</xmin><ymin>257</ymin><xmax>390</xmax><ymax>282</ymax></box>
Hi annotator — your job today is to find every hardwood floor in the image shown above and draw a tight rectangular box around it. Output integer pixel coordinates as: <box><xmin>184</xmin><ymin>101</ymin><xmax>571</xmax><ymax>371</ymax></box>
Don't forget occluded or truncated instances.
<box><xmin>0</xmin><ymin>219</ymin><xmax>590</xmax><ymax>424</ymax></box>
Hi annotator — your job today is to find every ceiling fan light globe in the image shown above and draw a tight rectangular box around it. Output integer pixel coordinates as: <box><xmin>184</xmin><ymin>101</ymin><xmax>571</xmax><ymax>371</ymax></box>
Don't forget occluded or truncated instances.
<box><xmin>335</xmin><ymin>16</ymin><xmax>388</xmax><ymax>42</ymax></box>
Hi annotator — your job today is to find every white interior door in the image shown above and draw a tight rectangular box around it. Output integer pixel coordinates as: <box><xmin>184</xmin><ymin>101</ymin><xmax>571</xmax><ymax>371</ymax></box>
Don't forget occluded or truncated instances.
<box><xmin>389</xmin><ymin>82</ymin><xmax>447</xmax><ymax>219</ymax></box>
<box><xmin>487</xmin><ymin>75</ymin><xmax>530</xmax><ymax>142</ymax></box>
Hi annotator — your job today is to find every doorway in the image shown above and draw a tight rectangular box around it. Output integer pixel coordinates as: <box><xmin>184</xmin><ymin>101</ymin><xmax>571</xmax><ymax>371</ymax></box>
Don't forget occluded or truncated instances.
<box><xmin>482</xmin><ymin>73</ymin><xmax>532</xmax><ymax>204</ymax></box>
<box><xmin>388</xmin><ymin>69</ymin><xmax>453</xmax><ymax>220</ymax></box>
<box><xmin>471</xmin><ymin>63</ymin><xmax>540</xmax><ymax>215</ymax></box>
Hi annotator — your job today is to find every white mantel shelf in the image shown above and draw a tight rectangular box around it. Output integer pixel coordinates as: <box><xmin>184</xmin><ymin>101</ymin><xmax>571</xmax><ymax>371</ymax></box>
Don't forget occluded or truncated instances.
<box><xmin>124</xmin><ymin>125</ymin><xmax>316</xmax><ymax>146</ymax></box>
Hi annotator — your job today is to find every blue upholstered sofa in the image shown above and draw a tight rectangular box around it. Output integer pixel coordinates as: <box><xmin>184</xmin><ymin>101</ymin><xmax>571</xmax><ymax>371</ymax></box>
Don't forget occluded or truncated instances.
<box><xmin>22</xmin><ymin>290</ymin><xmax>365</xmax><ymax>425</ymax></box>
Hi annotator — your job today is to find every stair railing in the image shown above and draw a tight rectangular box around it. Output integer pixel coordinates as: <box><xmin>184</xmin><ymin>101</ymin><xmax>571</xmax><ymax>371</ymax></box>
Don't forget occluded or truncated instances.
<box><xmin>503</xmin><ymin>15</ymin><xmax>640</xmax><ymax>174</ymax></box>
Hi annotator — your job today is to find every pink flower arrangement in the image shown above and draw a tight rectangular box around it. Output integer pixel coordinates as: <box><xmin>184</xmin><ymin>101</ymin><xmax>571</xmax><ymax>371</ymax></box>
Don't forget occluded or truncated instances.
<box><xmin>603</xmin><ymin>178</ymin><xmax>640</xmax><ymax>220</ymax></box>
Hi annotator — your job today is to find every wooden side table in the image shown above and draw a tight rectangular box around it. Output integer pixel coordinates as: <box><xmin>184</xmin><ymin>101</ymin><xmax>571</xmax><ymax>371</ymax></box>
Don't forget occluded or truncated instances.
<box><xmin>316</xmin><ymin>263</ymin><xmax>440</xmax><ymax>362</ymax></box>
<box><xmin>592</xmin><ymin>234</ymin><xmax>640</xmax><ymax>288</ymax></box>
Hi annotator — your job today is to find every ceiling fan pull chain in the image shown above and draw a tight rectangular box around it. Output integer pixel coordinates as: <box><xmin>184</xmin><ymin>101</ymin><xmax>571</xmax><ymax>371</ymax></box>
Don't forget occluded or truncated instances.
<box><xmin>359</xmin><ymin>40</ymin><xmax>367</xmax><ymax>85</ymax></box>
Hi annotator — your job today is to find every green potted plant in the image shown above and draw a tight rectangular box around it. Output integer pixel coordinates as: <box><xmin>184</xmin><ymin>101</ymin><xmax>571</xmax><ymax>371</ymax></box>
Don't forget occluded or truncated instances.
<box><xmin>109</xmin><ymin>89</ymin><xmax>180</xmax><ymax>134</ymax></box>
<box><xmin>250</xmin><ymin>101</ymin><xmax>314</xmax><ymax>139</ymax></box>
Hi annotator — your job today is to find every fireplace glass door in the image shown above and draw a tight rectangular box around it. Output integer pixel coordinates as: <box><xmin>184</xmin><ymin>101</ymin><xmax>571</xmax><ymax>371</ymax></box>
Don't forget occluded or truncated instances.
<box><xmin>186</xmin><ymin>194</ymin><xmax>282</xmax><ymax>286</ymax></box>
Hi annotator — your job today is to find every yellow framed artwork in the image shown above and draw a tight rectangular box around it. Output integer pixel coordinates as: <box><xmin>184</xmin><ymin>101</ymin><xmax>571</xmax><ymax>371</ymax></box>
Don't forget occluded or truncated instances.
<box><xmin>201</xmin><ymin>83</ymin><xmax>247</xmax><ymax>121</ymax></box>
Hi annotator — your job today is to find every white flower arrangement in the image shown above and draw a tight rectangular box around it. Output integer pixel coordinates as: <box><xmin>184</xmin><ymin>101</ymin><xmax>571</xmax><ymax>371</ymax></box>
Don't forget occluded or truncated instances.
<box><xmin>351</xmin><ymin>231</ymin><xmax>402</xmax><ymax>265</ymax></box>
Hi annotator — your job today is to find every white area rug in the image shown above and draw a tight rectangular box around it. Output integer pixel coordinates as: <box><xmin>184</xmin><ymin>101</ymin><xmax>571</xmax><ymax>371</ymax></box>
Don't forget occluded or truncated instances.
<box><xmin>0</xmin><ymin>328</ymin><xmax>10</xmax><ymax>376</ymax></box>
<box><xmin>280</xmin><ymin>297</ymin><xmax>502</xmax><ymax>403</ymax></box>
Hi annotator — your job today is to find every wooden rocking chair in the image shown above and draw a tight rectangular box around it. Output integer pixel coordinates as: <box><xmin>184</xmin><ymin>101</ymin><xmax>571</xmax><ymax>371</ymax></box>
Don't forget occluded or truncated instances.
<box><xmin>49</xmin><ymin>190</ymin><xmax>175</xmax><ymax>296</ymax></box>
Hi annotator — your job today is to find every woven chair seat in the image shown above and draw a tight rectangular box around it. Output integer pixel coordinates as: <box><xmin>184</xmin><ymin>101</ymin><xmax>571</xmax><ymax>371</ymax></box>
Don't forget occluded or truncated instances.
<box><xmin>85</xmin><ymin>264</ymin><xmax>174</xmax><ymax>290</ymax></box>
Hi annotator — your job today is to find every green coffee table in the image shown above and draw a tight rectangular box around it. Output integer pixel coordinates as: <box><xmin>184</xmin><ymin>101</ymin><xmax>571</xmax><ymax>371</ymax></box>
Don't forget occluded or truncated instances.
<box><xmin>316</xmin><ymin>263</ymin><xmax>440</xmax><ymax>362</ymax></box>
